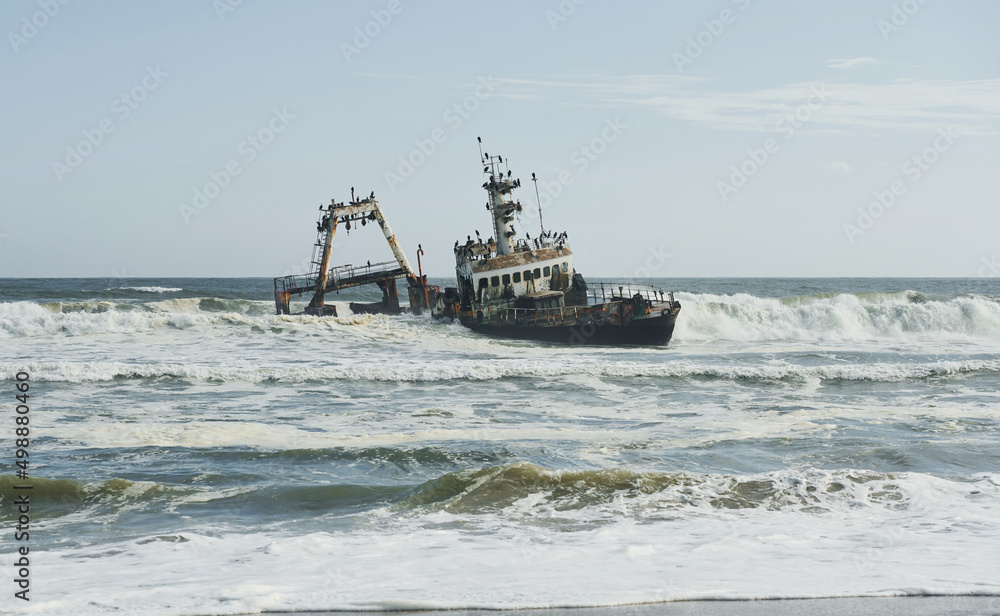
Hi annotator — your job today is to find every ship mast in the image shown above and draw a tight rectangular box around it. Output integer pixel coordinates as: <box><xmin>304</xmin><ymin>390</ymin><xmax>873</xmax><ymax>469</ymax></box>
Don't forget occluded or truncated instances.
<box><xmin>532</xmin><ymin>172</ymin><xmax>545</xmax><ymax>237</ymax></box>
<box><xmin>478</xmin><ymin>137</ymin><xmax>521</xmax><ymax>256</ymax></box>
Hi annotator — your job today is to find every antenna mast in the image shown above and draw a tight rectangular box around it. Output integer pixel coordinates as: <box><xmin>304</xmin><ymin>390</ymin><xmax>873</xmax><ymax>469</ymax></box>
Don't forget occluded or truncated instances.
<box><xmin>532</xmin><ymin>172</ymin><xmax>545</xmax><ymax>236</ymax></box>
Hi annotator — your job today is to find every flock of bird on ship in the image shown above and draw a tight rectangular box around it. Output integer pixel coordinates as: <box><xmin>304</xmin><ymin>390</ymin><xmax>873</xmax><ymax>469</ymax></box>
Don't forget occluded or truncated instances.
<box><xmin>454</xmin><ymin>229</ymin><xmax>569</xmax><ymax>261</ymax></box>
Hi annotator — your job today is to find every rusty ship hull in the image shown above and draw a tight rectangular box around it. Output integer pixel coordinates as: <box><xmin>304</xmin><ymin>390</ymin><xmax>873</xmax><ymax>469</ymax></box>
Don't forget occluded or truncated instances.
<box><xmin>461</xmin><ymin>302</ymin><xmax>680</xmax><ymax>346</ymax></box>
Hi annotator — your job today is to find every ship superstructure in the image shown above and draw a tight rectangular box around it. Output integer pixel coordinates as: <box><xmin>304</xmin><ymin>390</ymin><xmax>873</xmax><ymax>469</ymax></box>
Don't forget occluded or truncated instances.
<box><xmin>435</xmin><ymin>140</ymin><xmax>681</xmax><ymax>346</ymax></box>
<box><xmin>453</xmin><ymin>143</ymin><xmax>578</xmax><ymax>308</ymax></box>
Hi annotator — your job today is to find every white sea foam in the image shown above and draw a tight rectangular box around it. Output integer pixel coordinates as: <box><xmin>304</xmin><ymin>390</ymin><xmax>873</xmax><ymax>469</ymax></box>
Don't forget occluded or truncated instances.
<box><xmin>673</xmin><ymin>291</ymin><xmax>1000</xmax><ymax>342</ymax></box>
<box><xmin>9</xmin><ymin>357</ymin><xmax>1000</xmax><ymax>383</ymax></box>
<box><xmin>6</xmin><ymin>283</ymin><xmax>999</xmax><ymax>615</ymax></box>
<box><xmin>0</xmin><ymin>299</ymin><xmax>369</xmax><ymax>338</ymax></box>
<box><xmin>108</xmin><ymin>286</ymin><xmax>183</xmax><ymax>293</ymax></box>
<box><xmin>4</xmin><ymin>291</ymin><xmax>1000</xmax><ymax>344</ymax></box>
<box><xmin>7</xmin><ymin>282</ymin><xmax>1000</xmax><ymax>616</ymax></box>
<box><xmin>15</xmin><ymin>470</ymin><xmax>1000</xmax><ymax>615</ymax></box>
<box><xmin>38</xmin><ymin>395</ymin><xmax>1000</xmax><ymax>452</ymax></box>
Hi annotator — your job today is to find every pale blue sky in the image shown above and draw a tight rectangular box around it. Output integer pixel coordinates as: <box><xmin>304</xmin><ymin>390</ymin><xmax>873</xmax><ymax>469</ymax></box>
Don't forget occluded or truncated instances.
<box><xmin>2</xmin><ymin>0</ymin><xmax>998</xmax><ymax>277</ymax></box>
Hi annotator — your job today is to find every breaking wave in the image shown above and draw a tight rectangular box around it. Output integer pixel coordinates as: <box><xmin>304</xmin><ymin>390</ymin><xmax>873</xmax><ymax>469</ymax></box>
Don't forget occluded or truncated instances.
<box><xmin>2</xmin><ymin>290</ymin><xmax>1000</xmax><ymax>343</ymax></box>
<box><xmin>394</xmin><ymin>462</ymin><xmax>999</xmax><ymax>517</ymax></box>
<box><xmin>0</xmin><ymin>476</ymin><xmax>167</xmax><ymax>519</ymax></box>
<box><xmin>106</xmin><ymin>286</ymin><xmax>183</xmax><ymax>293</ymax></box>
<box><xmin>10</xmin><ymin>465</ymin><xmax>994</xmax><ymax>523</ymax></box>
<box><xmin>9</xmin><ymin>357</ymin><xmax>1000</xmax><ymax>383</ymax></box>
<box><xmin>674</xmin><ymin>290</ymin><xmax>1000</xmax><ymax>342</ymax></box>
<box><xmin>0</xmin><ymin>298</ymin><xmax>361</xmax><ymax>337</ymax></box>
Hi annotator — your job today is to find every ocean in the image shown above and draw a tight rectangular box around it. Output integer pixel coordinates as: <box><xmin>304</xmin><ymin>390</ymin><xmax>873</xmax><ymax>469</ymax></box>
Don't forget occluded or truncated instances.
<box><xmin>2</xmin><ymin>277</ymin><xmax>1000</xmax><ymax>615</ymax></box>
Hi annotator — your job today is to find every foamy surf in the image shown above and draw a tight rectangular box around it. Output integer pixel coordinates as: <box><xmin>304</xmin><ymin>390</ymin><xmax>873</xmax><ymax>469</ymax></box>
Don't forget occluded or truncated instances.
<box><xmin>3</xmin><ymin>291</ymin><xmax>1000</xmax><ymax>345</ymax></box>
<box><xmin>7</xmin><ymin>356</ymin><xmax>1000</xmax><ymax>383</ymax></box>
<box><xmin>5</xmin><ymin>277</ymin><xmax>999</xmax><ymax>615</ymax></box>
<box><xmin>0</xmin><ymin>298</ymin><xmax>369</xmax><ymax>337</ymax></box>
<box><xmin>673</xmin><ymin>291</ymin><xmax>1000</xmax><ymax>342</ymax></box>
<box><xmin>12</xmin><ymin>468</ymin><xmax>1000</xmax><ymax>614</ymax></box>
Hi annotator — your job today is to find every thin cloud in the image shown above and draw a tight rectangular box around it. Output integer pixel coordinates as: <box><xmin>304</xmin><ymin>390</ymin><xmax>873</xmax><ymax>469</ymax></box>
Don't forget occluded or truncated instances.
<box><xmin>495</xmin><ymin>93</ymin><xmax>546</xmax><ymax>101</ymax></box>
<box><xmin>494</xmin><ymin>75</ymin><xmax>1000</xmax><ymax>136</ymax></box>
<box><xmin>827</xmin><ymin>57</ymin><xmax>879</xmax><ymax>70</ymax></box>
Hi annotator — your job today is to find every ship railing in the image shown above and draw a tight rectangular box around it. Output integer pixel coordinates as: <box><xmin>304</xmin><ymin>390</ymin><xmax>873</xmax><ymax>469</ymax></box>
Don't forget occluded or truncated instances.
<box><xmin>273</xmin><ymin>260</ymin><xmax>406</xmax><ymax>296</ymax></box>
<box><xmin>587</xmin><ymin>282</ymin><xmax>671</xmax><ymax>305</ymax></box>
<box><xmin>274</xmin><ymin>272</ymin><xmax>321</xmax><ymax>295</ymax></box>
<box><xmin>327</xmin><ymin>260</ymin><xmax>404</xmax><ymax>286</ymax></box>
<box><xmin>475</xmin><ymin>284</ymin><xmax>679</xmax><ymax>327</ymax></box>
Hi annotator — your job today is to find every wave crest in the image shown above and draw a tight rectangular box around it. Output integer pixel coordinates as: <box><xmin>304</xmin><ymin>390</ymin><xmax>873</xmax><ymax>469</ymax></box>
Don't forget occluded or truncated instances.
<box><xmin>396</xmin><ymin>463</ymin><xmax>992</xmax><ymax>517</ymax></box>
<box><xmin>3</xmin><ymin>290</ymin><xmax>1000</xmax><ymax>343</ymax></box>
<box><xmin>0</xmin><ymin>298</ymin><xmax>364</xmax><ymax>337</ymax></box>
<box><xmin>106</xmin><ymin>286</ymin><xmax>183</xmax><ymax>293</ymax></box>
<box><xmin>674</xmin><ymin>291</ymin><xmax>1000</xmax><ymax>342</ymax></box>
<box><xmin>8</xmin><ymin>357</ymin><xmax>999</xmax><ymax>383</ymax></box>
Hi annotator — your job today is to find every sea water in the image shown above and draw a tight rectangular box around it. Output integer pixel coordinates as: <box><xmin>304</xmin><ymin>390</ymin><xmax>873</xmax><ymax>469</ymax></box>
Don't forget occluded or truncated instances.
<box><xmin>1</xmin><ymin>277</ymin><xmax>999</xmax><ymax>614</ymax></box>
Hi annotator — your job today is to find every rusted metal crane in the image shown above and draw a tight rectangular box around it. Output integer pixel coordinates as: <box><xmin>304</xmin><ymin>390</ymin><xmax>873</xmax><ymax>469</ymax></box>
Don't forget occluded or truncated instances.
<box><xmin>273</xmin><ymin>194</ymin><xmax>437</xmax><ymax>316</ymax></box>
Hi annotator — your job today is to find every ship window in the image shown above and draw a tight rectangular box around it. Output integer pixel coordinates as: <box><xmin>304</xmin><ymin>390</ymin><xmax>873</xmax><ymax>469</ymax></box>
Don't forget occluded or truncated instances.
<box><xmin>543</xmin><ymin>266</ymin><xmax>551</xmax><ymax>277</ymax></box>
<box><xmin>562</xmin><ymin>262</ymin><xmax>568</xmax><ymax>273</ymax></box>
<box><xmin>490</xmin><ymin>276</ymin><xmax>500</xmax><ymax>287</ymax></box>
<box><xmin>533</xmin><ymin>268</ymin><xmax>541</xmax><ymax>279</ymax></box>
<box><xmin>478</xmin><ymin>278</ymin><xmax>488</xmax><ymax>289</ymax></box>
<box><xmin>524</xmin><ymin>270</ymin><xmax>532</xmax><ymax>280</ymax></box>
<box><xmin>502</xmin><ymin>274</ymin><xmax>511</xmax><ymax>285</ymax></box>
<box><xmin>512</xmin><ymin>272</ymin><xmax>521</xmax><ymax>283</ymax></box>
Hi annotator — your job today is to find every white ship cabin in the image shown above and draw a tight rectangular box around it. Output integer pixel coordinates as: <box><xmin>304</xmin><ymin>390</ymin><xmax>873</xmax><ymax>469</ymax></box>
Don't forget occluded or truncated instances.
<box><xmin>456</xmin><ymin>241</ymin><xmax>575</xmax><ymax>306</ymax></box>
<box><xmin>456</xmin><ymin>145</ymin><xmax>578</xmax><ymax>307</ymax></box>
